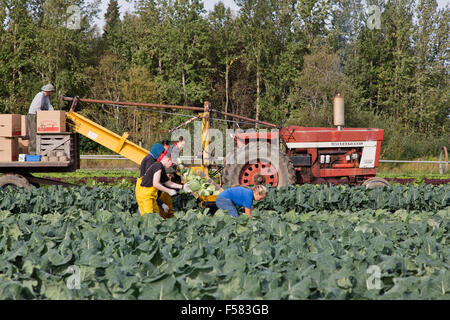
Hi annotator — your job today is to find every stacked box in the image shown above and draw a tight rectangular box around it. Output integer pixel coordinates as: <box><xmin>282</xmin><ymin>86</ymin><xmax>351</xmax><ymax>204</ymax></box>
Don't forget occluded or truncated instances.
<box><xmin>36</xmin><ymin>133</ymin><xmax>72</xmax><ymax>162</ymax></box>
<box><xmin>0</xmin><ymin>137</ymin><xmax>18</xmax><ymax>162</ymax></box>
<box><xmin>0</xmin><ymin>114</ymin><xmax>22</xmax><ymax>137</ymax></box>
<box><xmin>21</xmin><ymin>115</ymin><xmax>27</xmax><ymax>136</ymax></box>
<box><xmin>0</xmin><ymin>114</ymin><xmax>21</xmax><ymax>162</ymax></box>
<box><xmin>37</xmin><ymin>111</ymin><xmax>66</xmax><ymax>133</ymax></box>
<box><xmin>18</xmin><ymin>138</ymin><xmax>29</xmax><ymax>154</ymax></box>
<box><xmin>41</xmin><ymin>151</ymin><xmax>64</xmax><ymax>162</ymax></box>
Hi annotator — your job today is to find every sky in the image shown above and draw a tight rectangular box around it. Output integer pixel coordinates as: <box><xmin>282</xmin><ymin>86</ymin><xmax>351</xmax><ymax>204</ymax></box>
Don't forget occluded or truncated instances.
<box><xmin>91</xmin><ymin>0</ymin><xmax>449</xmax><ymax>32</ymax></box>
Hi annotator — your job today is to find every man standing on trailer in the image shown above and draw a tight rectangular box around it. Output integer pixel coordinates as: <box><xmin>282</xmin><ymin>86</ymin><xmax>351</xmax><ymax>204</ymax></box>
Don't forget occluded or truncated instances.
<box><xmin>27</xmin><ymin>84</ymin><xmax>56</xmax><ymax>154</ymax></box>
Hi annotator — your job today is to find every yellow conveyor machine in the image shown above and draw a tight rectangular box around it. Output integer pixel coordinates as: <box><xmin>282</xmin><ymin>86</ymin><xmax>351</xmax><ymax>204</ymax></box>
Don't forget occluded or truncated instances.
<box><xmin>64</xmin><ymin>96</ymin><xmax>221</xmax><ymax>206</ymax></box>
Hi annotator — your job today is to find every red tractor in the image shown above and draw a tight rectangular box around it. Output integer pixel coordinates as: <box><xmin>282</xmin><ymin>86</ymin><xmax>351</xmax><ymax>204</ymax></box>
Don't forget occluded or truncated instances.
<box><xmin>221</xmin><ymin>95</ymin><xmax>388</xmax><ymax>188</ymax></box>
<box><xmin>57</xmin><ymin>94</ymin><xmax>388</xmax><ymax>189</ymax></box>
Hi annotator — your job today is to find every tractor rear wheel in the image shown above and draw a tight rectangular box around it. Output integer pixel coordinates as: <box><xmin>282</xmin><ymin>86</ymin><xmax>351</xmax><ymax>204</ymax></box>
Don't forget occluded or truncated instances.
<box><xmin>222</xmin><ymin>142</ymin><xmax>296</xmax><ymax>188</ymax></box>
<box><xmin>0</xmin><ymin>174</ymin><xmax>31</xmax><ymax>189</ymax></box>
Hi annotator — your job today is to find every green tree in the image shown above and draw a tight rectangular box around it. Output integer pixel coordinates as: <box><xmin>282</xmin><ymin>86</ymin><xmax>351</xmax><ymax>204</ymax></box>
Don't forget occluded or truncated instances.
<box><xmin>0</xmin><ymin>0</ymin><xmax>100</xmax><ymax>114</ymax></box>
<box><xmin>288</xmin><ymin>45</ymin><xmax>356</xmax><ymax>126</ymax></box>
<box><xmin>208</xmin><ymin>1</ymin><xmax>240</xmax><ymax>114</ymax></box>
<box><xmin>236</xmin><ymin>0</ymin><xmax>332</xmax><ymax>123</ymax></box>
<box><xmin>236</xmin><ymin>0</ymin><xmax>279</xmax><ymax>121</ymax></box>
<box><xmin>103</xmin><ymin>0</ymin><xmax>121</xmax><ymax>53</ymax></box>
<box><xmin>120</xmin><ymin>65</ymin><xmax>160</xmax><ymax>146</ymax></box>
<box><xmin>328</xmin><ymin>0</ymin><xmax>366</xmax><ymax>63</ymax></box>
<box><xmin>295</xmin><ymin>0</ymin><xmax>332</xmax><ymax>50</ymax></box>
<box><xmin>412</xmin><ymin>0</ymin><xmax>449</xmax><ymax>133</ymax></box>
<box><xmin>104</xmin><ymin>0</ymin><xmax>120</xmax><ymax>38</ymax></box>
<box><xmin>260</xmin><ymin>0</ymin><xmax>307</xmax><ymax>124</ymax></box>
<box><xmin>157</xmin><ymin>0</ymin><xmax>212</xmax><ymax>106</ymax></box>
<box><xmin>0</xmin><ymin>0</ymin><xmax>36</xmax><ymax>113</ymax></box>
<box><xmin>134</xmin><ymin>0</ymin><xmax>167</xmax><ymax>77</ymax></box>
<box><xmin>378</xmin><ymin>0</ymin><xmax>416</xmax><ymax>126</ymax></box>
<box><xmin>83</xmin><ymin>52</ymin><xmax>124</xmax><ymax>130</ymax></box>
<box><xmin>346</xmin><ymin>0</ymin><xmax>416</xmax><ymax>123</ymax></box>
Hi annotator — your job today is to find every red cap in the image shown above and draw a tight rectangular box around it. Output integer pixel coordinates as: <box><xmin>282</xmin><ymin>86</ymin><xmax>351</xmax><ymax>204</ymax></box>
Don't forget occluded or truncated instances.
<box><xmin>157</xmin><ymin>150</ymin><xmax>167</xmax><ymax>162</ymax></box>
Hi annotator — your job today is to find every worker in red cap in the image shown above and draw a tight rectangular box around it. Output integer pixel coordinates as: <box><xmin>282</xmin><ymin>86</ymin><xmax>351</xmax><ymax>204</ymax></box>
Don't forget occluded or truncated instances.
<box><xmin>136</xmin><ymin>143</ymin><xmax>166</xmax><ymax>215</ymax></box>
<box><xmin>139</xmin><ymin>143</ymin><xmax>165</xmax><ymax>177</ymax></box>
<box><xmin>166</xmin><ymin>136</ymin><xmax>186</xmax><ymax>183</ymax></box>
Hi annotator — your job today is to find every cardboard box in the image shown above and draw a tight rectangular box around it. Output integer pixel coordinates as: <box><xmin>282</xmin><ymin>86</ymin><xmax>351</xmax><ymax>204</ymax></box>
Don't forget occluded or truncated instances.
<box><xmin>18</xmin><ymin>138</ymin><xmax>29</xmax><ymax>154</ymax></box>
<box><xmin>21</xmin><ymin>115</ymin><xmax>27</xmax><ymax>136</ymax></box>
<box><xmin>37</xmin><ymin>111</ymin><xmax>66</xmax><ymax>133</ymax></box>
<box><xmin>0</xmin><ymin>137</ymin><xmax>18</xmax><ymax>162</ymax></box>
<box><xmin>0</xmin><ymin>114</ymin><xmax>22</xmax><ymax>137</ymax></box>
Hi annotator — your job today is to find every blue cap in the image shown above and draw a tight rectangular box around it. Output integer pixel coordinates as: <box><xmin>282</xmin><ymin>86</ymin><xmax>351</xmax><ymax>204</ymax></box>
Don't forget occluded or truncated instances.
<box><xmin>150</xmin><ymin>143</ymin><xmax>165</xmax><ymax>159</ymax></box>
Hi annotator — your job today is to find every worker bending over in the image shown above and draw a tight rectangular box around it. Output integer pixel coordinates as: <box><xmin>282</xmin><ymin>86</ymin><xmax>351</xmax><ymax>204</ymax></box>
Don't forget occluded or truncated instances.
<box><xmin>215</xmin><ymin>185</ymin><xmax>267</xmax><ymax>218</ymax></box>
<box><xmin>136</xmin><ymin>152</ymin><xmax>190</xmax><ymax>218</ymax></box>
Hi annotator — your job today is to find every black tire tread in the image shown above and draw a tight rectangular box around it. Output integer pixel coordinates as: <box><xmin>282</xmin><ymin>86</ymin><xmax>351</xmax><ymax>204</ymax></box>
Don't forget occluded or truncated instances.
<box><xmin>0</xmin><ymin>174</ymin><xmax>31</xmax><ymax>189</ymax></box>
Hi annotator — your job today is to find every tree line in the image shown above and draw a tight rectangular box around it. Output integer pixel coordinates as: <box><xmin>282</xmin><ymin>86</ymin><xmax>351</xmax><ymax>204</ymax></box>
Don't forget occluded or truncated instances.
<box><xmin>0</xmin><ymin>0</ymin><xmax>448</xmax><ymax>158</ymax></box>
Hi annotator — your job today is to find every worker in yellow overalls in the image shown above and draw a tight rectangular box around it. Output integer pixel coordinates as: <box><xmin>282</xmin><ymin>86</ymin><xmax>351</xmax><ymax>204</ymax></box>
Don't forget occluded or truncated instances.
<box><xmin>136</xmin><ymin>143</ymin><xmax>168</xmax><ymax>215</ymax></box>
<box><xmin>136</xmin><ymin>151</ymin><xmax>190</xmax><ymax>218</ymax></box>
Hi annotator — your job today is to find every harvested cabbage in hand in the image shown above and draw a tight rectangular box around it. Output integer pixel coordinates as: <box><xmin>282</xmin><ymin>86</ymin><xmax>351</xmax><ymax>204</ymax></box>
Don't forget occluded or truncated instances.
<box><xmin>178</xmin><ymin>166</ymin><xmax>220</xmax><ymax>196</ymax></box>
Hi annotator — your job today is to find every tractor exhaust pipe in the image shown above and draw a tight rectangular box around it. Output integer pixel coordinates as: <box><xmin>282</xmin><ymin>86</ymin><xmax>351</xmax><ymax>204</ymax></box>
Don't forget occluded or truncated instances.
<box><xmin>333</xmin><ymin>93</ymin><xmax>344</xmax><ymax>130</ymax></box>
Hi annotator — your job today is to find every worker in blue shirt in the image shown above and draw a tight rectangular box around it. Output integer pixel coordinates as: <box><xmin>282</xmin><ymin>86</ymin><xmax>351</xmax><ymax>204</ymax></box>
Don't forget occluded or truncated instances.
<box><xmin>215</xmin><ymin>185</ymin><xmax>267</xmax><ymax>218</ymax></box>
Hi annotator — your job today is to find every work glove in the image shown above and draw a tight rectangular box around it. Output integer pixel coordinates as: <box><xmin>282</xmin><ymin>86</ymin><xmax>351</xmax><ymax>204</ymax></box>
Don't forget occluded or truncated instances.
<box><xmin>183</xmin><ymin>184</ymin><xmax>192</xmax><ymax>193</ymax></box>
<box><xmin>161</xmin><ymin>203</ymin><xmax>170</xmax><ymax>213</ymax></box>
<box><xmin>167</xmin><ymin>189</ymin><xmax>177</xmax><ymax>196</ymax></box>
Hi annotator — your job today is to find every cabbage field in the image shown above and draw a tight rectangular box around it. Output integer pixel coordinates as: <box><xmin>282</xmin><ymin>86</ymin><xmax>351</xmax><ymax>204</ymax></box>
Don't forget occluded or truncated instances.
<box><xmin>0</xmin><ymin>184</ymin><xmax>448</xmax><ymax>299</ymax></box>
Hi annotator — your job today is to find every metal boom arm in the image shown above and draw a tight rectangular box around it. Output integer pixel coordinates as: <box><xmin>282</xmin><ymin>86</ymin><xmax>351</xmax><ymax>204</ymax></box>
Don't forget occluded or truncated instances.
<box><xmin>62</xmin><ymin>96</ymin><xmax>277</xmax><ymax>128</ymax></box>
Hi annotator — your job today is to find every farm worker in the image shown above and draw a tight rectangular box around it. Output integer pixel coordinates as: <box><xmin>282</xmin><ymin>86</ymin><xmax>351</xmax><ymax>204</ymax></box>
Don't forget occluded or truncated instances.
<box><xmin>141</xmin><ymin>140</ymin><xmax>170</xmax><ymax>171</ymax></box>
<box><xmin>27</xmin><ymin>84</ymin><xmax>56</xmax><ymax>154</ymax></box>
<box><xmin>168</xmin><ymin>136</ymin><xmax>185</xmax><ymax>163</ymax></box>
<box><xmin>136</xmin><ymin>152</ymin><xmax>191</xmax><ymax>218</ymax></box>
<box><xmin>233</xmin><ymin>127</ymin><xmax>245</xmax><ymax>149</ymax></box>
<box><xmin>139</xmin><ymin>143</ymin><xmax>165</xmax><ymax>177</ymax></box>
<box><xmin>215</xmin><ymin>185</ymin><xmax>267</xmax><ymax>218</ymax></box>
<box><xmin>136</xmin><ymin>143</ymin><xmax>171</xmax><ymax>215</ymax></box>
<box><xmin>159</xmin><ymin>139</ymin><xmax>170</xmax><ymax>158</ymax></box>
<box><xmin>166</xmin><ymin>136</ymin><xmax>186</xmax><ymax>183</ymax></box>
